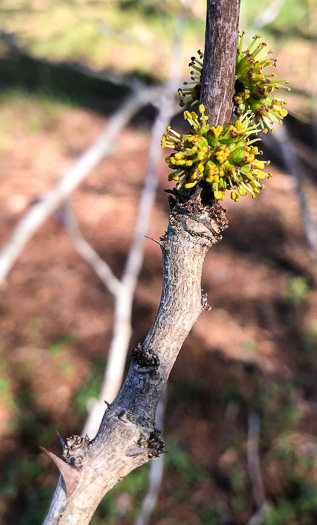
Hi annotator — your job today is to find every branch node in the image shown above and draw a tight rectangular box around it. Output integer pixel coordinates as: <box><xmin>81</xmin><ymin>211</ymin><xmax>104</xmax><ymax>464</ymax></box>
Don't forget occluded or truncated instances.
<box><xmin>131</xmin><ymin>343</ymin><xmax>160</xmax><ymax>370</ymax></box>
<box><xmin>147</xmin><ymin>429</ymin><xmax>165</xmax><ymax>458</ymax></box>
<box><xmin>117</xmin><ymin>408</ymin><xmax>134</xmax><ymax>423</ymax></box>
<box><xmin>201</xmin><ymin>290</ymin><xmax>212</xmax><ymax>311</ymax></box>
<box><xmin>144</xmin><ymin>235</ymin><xmax>167</xmax><ymax>252</ymax></box>
<box><xmin>61</xmin><ymin>434</ymin><xmax>90</xmax><ymax>468</ymax></box>
<box><xmin>137</xmin><ymin>428</ymin><xmax>165</xmax><ymax>458</ymax></box>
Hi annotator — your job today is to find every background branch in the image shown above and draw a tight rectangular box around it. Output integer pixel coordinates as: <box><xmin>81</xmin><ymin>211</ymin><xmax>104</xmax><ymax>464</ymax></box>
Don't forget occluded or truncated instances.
<box><xmin>0</xmin><ymin>85</ymin><xmax>162</xmax><ymax>286</ymax></box>
<box><xmin>246</xmin><ymin>411</ymin><xmax>271</xmax><ymax>525</ymax></box>
<box><xmin>63</xmin><ymin>204</ymin><xmax>123</xmax><ymax>297</ymax></box>
<box><xmin>133</xmin><ymin>388</ymin><xmax>167</xmax><ymax>525</ymax></box>
<box><xmin>265</xmin><ymin>125</ymin><xmax>317</xmax><ymax>264</ymax></box>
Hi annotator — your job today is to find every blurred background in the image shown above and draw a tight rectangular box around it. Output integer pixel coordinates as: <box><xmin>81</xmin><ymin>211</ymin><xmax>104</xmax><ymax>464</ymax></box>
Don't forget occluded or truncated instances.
<box><xmin>0</xmin><ymin>1</ymin><xmax>317</xmax><ymax>524</ymax></box>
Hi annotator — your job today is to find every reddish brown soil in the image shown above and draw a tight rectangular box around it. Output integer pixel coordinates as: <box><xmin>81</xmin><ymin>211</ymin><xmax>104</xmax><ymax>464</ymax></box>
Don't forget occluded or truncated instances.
<box><xmin>0</xmin><ymin>103</ymin><xmax>317</xmax><ymax>524</ymax></box>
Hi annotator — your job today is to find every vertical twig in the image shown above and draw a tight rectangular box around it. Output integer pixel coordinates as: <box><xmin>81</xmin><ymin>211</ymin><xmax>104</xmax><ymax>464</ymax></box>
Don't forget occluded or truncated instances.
<box><xmin>265</xmin><ymin>125</ymin><xmax>317</xmax><ymax>263</ymax></box>
<box><xmin>246</xmin><ymin>411</ymin><xmax>271</xmax><ymax>525</ymax></box>
<box><xmin>247</xmin><ymin>412</ymin><xmax>265</xmax><ymax>510</ymax></box>
<box><xmin>133</xmin><ymin>388</ymin><xmax>167</xmax><ymax>525</ymax></box>
<box><xmin>200</xmin><ymin>0</ymin><xmax>241</xmax><ymax>124</ymax></box>
<box><xmin>253</xmin><ymin>0</ymin><xmax>285</xmax><ymax>29</ymax></box>
<box><xmin>64</xmin><ymin>203</ymin><xmax>123</xmax><ymax>297</ymax></box>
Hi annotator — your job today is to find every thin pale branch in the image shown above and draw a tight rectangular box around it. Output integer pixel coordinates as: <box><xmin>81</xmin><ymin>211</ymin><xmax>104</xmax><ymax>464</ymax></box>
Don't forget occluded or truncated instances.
<box><xmin>246</xmin><ymin>503</ymin><xmax>271</xmax><ymax>525</ymax></box>
<box><xmin>247</xmin><ymin>412</ymin><xmax>266</xmax><ymax>510</ymax></box>
<box><xmin>134</xmin><ymin>388</ymin><xmax>167</xmax><ymax>525</ymax></box>
<box><xmin>265</xmin><ymin>125</ymin><xmax>317</xmax><ymax>263</ymax></box>
<box><xmin>0</xmin><ymin>85</ymin><xmax>162</xmax><ymax>286</ymax></box>
<box><xmin>63</xmin><ymin>204</ymin><xmax>123</xmax><ymax>297</ymax></box>
<box><xmin>253</xmin><ymin>0</ymin><xmax>285</xmax><ymax>29</ymax></box>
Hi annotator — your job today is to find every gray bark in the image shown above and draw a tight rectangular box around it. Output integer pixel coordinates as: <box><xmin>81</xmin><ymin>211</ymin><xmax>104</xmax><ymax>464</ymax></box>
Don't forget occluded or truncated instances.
<box><xmin>200</xmin><ymin>0</ymin><xmax>241</xmax><ymax>123</ymax></box>
<box><xmin>43</xmin><ymin>196</ymin><xmax>228</xmax><ymax>525</ymax></box>
<box><xmin>42</xmin><ymin>1</ymin><xmax>240</xmax><ymax>522</ymax></box>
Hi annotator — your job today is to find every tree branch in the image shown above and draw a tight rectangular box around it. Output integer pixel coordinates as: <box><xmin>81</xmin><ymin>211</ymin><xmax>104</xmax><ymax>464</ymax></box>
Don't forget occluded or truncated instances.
<box><xmin>247</xmin><ymin>412</ymin><xmax>266</xmax><ymax>510</ymax></box>
<box><xmin>44</xmin><ymin>197</ymin><xmax>228</xmax><ymax>525</ymax></box>
<box><xmin>63</xmin><ymin>204</ymin><xmax>123</xmax><ymax>297</ymax></box>
<box><xmin>200</xmin><ymin>0</ymin><xmax>241</xmax><ymax>124</ymax></box>
<box><xmin>42</xmin><ymin>3</ymin><xmax>239</xmax><ymax>522</ymax></box>
<box><xmin>0</xmin><ymin>85</ymin><xmax>162</xmax><ymax>286</ymax></box>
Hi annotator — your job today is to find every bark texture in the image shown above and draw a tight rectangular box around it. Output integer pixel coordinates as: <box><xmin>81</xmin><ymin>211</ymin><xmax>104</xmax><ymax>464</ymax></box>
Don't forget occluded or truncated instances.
<box><xmin>43</xmin><ymin>1</ymin><xmax>240</xmax><ymax>523</ymax></box>
<box><xmin>44</xmin><ymin>194</ymin><xmax>228</xmax><ymax>525</ymax></box>
<box><xmin>200</xmin><ymin>0</ymin><xmax>241</xmax><ymax>124</ymax></box>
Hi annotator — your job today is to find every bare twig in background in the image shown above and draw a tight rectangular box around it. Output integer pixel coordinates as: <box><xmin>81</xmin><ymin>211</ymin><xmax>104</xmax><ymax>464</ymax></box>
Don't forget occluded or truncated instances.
<box><xmin>0</xmin><ymin>85</ymin><xmax>162</xmax><ymax>286</ymax></box>
<box><xmin>246</xmin><ymin>411</ymin><xmax>270</xmax><ymax>525</ymax></box>
<box><xmin>82</xmin><ymin>16</ymin><xmax>186</xmax><ymax>439</ymax></box>
<box><xmin>246</xmin><ymin>502</ymin><xmax>271</xmax><ymax>525</ymax></box>
<box><xmin>292</xmin><ymin>140</ymin><xmax>317</xmax><ymax>171</ymax></box>
<box><xmin>64</xmin><ymin>204</ymin><xmax>123</xmax><ymax>297</ymax></box>
<box><xmin>308</xmin><ymin>0</ymin><xmax>317</xmax><ymax>145</ymax></box>
<box><xmin>247</xmin><ymin>412</ymin><xmax>266</xmax><ymax>510</ymax></box>
<box><xmin>134</xmin><ymin>388</ymin><xmax>167</xmax><ymax>525</ymax></box>
<box><xmin>253</xmin><ymin>0</ymin><xmax>285</xmax><ymax>29</ymax></box>
<box><xmin>265</xmin><ymin>125</ymin><xmax>317</xmax><ymax>263</ymax></box>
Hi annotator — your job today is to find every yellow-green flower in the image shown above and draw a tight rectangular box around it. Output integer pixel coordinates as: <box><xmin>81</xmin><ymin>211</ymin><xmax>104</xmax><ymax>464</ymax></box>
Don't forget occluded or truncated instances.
<box><xmin>178</xmin><ymin>51</ymin><xmax>203</xmax><ymax>107</ymax></box>
<box><xmin>162</xmin><ymin>105</ymin><xmax>271</xmax><ymax>201</ymax></box>
<box><xmin>177</xmin><ymin>33</ymin><xmax>290</xmax><ymax>134</ymax></box>
<box><xmin>235</xmin><ymin>31</ymin><xmax>290</xmax><ymax>131</ymax></box>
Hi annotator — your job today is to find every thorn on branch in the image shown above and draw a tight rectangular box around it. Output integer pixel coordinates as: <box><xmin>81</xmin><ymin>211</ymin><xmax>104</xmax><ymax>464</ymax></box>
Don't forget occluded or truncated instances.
<box><xmin>104</xmin><ymin>400</ymin><xmax>112</xmax><ymax>409</ymax></box>
<box><xmin>125</xmin><ymin>446</ymin><xmax>154</xmax><ymax>457</ymax></box>
<box><xmin>55</xmin><ymin>429</ymin><xmax>66</xmax><ymax>449</ymax></box>
<box><xmin>40</xmin><ymin>447</ymin><xmax>82</xmax><ymax>498</ymax></box>
<box><xmin>144</xmin><ymin>235</ymin><xmax>168</xmax><ymax>252</ymax></box>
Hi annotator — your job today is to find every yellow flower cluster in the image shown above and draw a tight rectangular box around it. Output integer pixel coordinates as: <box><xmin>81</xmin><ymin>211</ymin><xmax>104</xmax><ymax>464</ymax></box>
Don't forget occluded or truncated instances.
<box><xmin>164</xmin><ymin>32</ymin><xmax>290</xmax><ymax>202</ymax></box>
<box><xmin>161</xmin><ymin>105</ymin><xmax>271</xmax><ymax>201</ymax></box>
<box><xmin>177</xmin><ymin>32</ymin><xmax>290</xmax><ymax>133</ymax></box>
<box><xmin>235</xmin><ymin>31</ymin><xmax>290</xmax><ymax>132</ymax></box>
<box><xmin>178</xmin><ymin>50</ymin><xmax>203</xmax><ymax>107</ymax></box>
